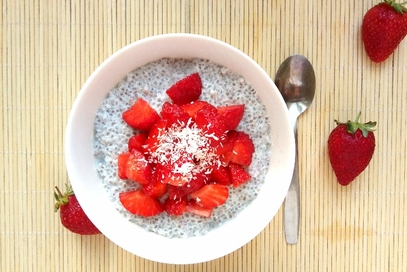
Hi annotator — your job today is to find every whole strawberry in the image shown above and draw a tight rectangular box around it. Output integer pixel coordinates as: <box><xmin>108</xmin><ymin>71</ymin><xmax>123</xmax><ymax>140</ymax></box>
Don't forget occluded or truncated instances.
<box><xmin>328</xmin><ymin>113</ymin><xmax>376</xmax><ymax>186</ymax></box>
<box><xmin>362</xmin><ymin>0</ymin><xmax>407</xmax><ymax>63</ymax></box>
<box><xmin>54</xmin><ymin>185</ymin><xmax>101</xmax><ymax>235</ymax></box>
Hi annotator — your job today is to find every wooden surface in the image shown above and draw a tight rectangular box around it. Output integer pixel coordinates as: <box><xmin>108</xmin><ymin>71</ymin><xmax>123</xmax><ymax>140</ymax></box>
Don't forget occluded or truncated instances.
<box><xmin>1</xmin><ymin>0</ymin><xmax>407</xmax><ymax>271</ymax></box>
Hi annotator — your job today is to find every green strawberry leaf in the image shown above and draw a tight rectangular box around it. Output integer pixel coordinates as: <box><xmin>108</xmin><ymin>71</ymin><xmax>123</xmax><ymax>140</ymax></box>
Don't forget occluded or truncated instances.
<box><xmin>335</xmin><ymin>112</ymin><xmax>377</xmax><ymax>138</ymax></box>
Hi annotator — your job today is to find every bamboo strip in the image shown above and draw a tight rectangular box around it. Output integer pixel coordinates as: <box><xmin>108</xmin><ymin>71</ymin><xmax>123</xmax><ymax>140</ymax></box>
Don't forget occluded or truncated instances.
<box><xmin>1</xmin><ymin>0</ymin><xmax>407</xmax><ymax>271</ymax></box>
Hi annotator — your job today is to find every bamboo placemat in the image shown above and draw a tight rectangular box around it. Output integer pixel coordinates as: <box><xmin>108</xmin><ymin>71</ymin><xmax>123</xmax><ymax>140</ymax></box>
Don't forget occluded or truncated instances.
<box><xmin>1</xmin><ymin>0</ymin><xmax>407</xmax><ymax>271</ymax></box>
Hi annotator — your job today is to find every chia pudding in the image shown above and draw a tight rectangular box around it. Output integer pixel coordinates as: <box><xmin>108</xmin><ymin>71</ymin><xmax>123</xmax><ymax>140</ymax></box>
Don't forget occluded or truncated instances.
<box><xmin>93</xmin><ymin>58</ymin><xmax>271</xmax><ymax>238</ymax></box>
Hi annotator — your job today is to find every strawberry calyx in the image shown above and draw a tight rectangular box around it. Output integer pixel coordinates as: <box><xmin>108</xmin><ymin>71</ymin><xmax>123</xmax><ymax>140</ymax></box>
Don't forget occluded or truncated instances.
<box><xmin>54</xmin><ymin>184</ymin><xmax>74</xmax><ymax>212</ymax></box>
<box><xmin>334</xmin><ymin>112</ymin><xmax>377</xmax><ymax>138</ymax></box>
<box><xmin>384</xmin><ymin>0</ymin><xmax>407</xmax><ymax>13</ymax></box>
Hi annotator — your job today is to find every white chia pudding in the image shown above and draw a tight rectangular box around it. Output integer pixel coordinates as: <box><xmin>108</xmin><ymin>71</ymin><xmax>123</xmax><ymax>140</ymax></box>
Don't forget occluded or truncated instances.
<box><xmin>93</xmin><ymin>58</ymin><xmax>271</xmax><ymax>238</ymax></box>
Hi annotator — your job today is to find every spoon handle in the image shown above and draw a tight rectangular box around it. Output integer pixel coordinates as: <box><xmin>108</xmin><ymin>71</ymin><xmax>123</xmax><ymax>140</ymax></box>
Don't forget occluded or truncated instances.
<box><xmin>284</xmin><ymin>125</ymin><xmax>300</xmax><ymax>244</ymax></box>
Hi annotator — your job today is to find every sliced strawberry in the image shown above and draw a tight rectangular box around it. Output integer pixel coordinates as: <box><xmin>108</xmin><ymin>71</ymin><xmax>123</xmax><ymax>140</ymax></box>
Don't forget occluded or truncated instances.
<box><xmin>128</xmin><ymin>133</ymin><xmax>147</xmax><ymax>152</ymax></box>
<box><xmin>144</xmin><ymin>119</ymin><xmax>168</xmax><ymax>155</ymax></box>
<box><xmin>195</xmin><ymin>104</ymin><xmax>228</xmax><ymax>146</ymax></box>
<box><xmin>118</xmin><ymin>152</ymin><xmax>131</xmax><ymax>179</ymax></box>
<box><xmin>164</xmin><ymin>195</ymin><xmax>188</xmax><ymax>216</ymax></box>
<box><xmin>155</xmin><ymin>162</ymin><xmax>188</xmax><ymax>187</ymax></box>
<box><xmin>125</xmin><ymin>149</ymin><xmax>152</xmax><ymax>185</ymax></box>
<box><xmin>142</xmin><ymin>168</ymin><xmax>168</xmax><ymax>198</ymax></box>
<box><xmin>168</xmin><ymin>153</ymin><xmax>199</xmax><ymax>187</ymax></box>
<box><xmin>160</xmin><ymin>102</ymin><xmax>191</xmax><ymax>127</ymax></box>
<box><xmin>119</xmin><ymin>189</ymin><xmax>164</xmax><ymax>217</ymax></box>
<box><xmin>189</xmin><ymin>184</ymin><xmax>229</xmax><ymax>209</ymax></box>
<box><xmin>180</xmin><ymin>100</ymin><xmax>210</xmax><ymax>119</ymax></box>
<box><xmin>185</xmin><ymin>200</ymin><xmax>213</xmax><ymax>218</ymax></box>
<box><xmin>166</xmin><ymin>73</ymin><xmax>202</xmax><ymax>105</ymax></box>
<box><xmin>122</xmin><ymin>98</ymin><xmax>161</xmax><ymax>131</ymax></box>
<box><xmin>168</xmin><ymin>172</ymin><xmax>208</xmax><ymax>199</ymax></box>
<box><xmin>217</xmin><ymin>104</ymin><xmax>245</xmax><ymax>131</ymax></box>
<box><xmin>210</xmin><ymin>165</ymin><xmax>232</xmax><ymax>186</ymax></box>
<box><xmin>215</xmin><ymin>139</ymin><xmax>234</xmax><ymax>165</ymax></box>
<box><xmin>229</xmin><ymin>163</ymin><xmax>252</xmax><ymax>187</ymax></box>
<box><xmin>225</xmin><ymin>130</ymin><xmax>255</xmax><ymax>166</ymax></box>
<box><xmin>194</xmin><ymin>103</ymin><xmax>218</xmax><ymax>125</ymax></box>
<box><xmin>166</xmin><ymin>172</ymin><xmax>188</xmax><ymax>187</ymax></box>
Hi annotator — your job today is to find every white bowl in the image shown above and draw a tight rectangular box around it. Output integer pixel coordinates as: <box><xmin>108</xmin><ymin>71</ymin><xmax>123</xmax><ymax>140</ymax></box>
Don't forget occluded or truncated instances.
<box><xmin>65</xmin><ymin>33</ymin><xmax>295</xmax><ymax>264</ymax></box>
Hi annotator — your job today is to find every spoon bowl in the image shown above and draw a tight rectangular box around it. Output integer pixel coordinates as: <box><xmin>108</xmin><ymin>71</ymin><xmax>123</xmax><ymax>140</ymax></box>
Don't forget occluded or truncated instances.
<box><xmin>276</xmin><ymin>55</ymin><xmax>316</xmax><ymax>119</ymax></box>
<box><xmin>275</xmin><ymin>54</ymin><xmax>316</xmax><ymax>244</ymax></box>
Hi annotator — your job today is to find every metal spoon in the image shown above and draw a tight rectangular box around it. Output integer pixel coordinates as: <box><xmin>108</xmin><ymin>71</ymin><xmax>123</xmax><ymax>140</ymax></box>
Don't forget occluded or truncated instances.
<box><xmin>275</xmin><ymin>54</ymin><xmax>316</xmax><ymax>244</ymax></box>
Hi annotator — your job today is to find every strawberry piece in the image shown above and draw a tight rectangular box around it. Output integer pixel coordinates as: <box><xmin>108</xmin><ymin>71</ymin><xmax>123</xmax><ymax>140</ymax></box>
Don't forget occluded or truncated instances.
<box><xmin>164</xmin><ymin>195</ymin><xmax>188</xmax><ymax>216</ymax></box>
<box><xmin>117</xmin><ymin>152</ymin><xmax>131</xmax><ymax>179</ymax></box>
<box><xmin>211</xmin><ymin>165</ymin><xmax>232</xmax><ymax>186</ymax></box>
<box><xmin>160</xmin><ymin>102</ymin><xmax>191</xmax><ymax>127</ymax></box>
<box><xmin>217</xmin><ymin>104</ymin><xmax>245</xmax><ymax>130</ymax></box>
<box><xmin>195</xmin><ymin>104</ymin><xmax>228</xmax><ymax>146</ymax></box>
<box><xmin>125</xmin><ymin>149</ymin><xmax>152</xmax><ymax>185</ymax></box>
<box><xmin>215</xmin><ymin>139</ymin><xmax>234</xmax><ymax>165</ymax></box>
<box><xmin>185</xmin><ymin>200</ymin><xmax>213</xmax><ymax>218</ymax></box>
<box><xmin>154</xmin><ymin>162</ymin><xmax>188</xmax><ymax>187</ymax></box>
<box><xmin>189</xmin><ymin>184</ymin><xmax>229</xmax><ymax>209</ymax></box>
<box><xmin>229</xmin><ymin>163</ymin><xmax>252</xmax><ymax>188</ymax></box>
<box><xmin>128</xmin><ymin>133</ymin><xmax>147</xmax><ymax>152</ymax></box>
<box><xmin>328</xmin><ymin>113</ymin><xmax>376</xmax><ymax>186</ymax></box>
<box><xmin>362</xmin><ymin>1</ymin><xmax>407</xmax><ymax>63</ymax></box>
<box><xmin>122</xmin><ymin>98</ymin><xmax>161</xmax><ymax>131</ymax></box>
<box><xmin>54</xmin><ymin>185</ymin><xmax>101</xmax><ymax>235</ymax></box>
<box><xmin>166</xmin><ymin>152</ymin><xmax>199</xmax><ymax>187</ymax></box>
<box><xmin>144</xmin><ymin>119</ymin><xmax>168</xmax><ymax>155</ymax></box>
<box><xmin>142</xmin><ymin>168</ymin><xmax>168</xmax><ymax>198</ymax></box>
<box><xmin>119</xmin><ymin>189</ymin><xmax>164</xmax><ymax>217</ymax></box>
<box><xmin>180</xmin><ymin>100</ymin><xmax>210</xmax><ymax>119</ymax></box>
<box><xmin>166</xmin><ymin>73</ymin><xmax>202</xmax><ymax>105</ymax></box>
<box><xmin>224</xmin><ymin>130</ymin><xmax>255</xmax><ymax>166</ymax></box>
<box><xmin>168</xmin><ymin>172</ymin><xmax>208</xmax><ymax>199</ymax></box>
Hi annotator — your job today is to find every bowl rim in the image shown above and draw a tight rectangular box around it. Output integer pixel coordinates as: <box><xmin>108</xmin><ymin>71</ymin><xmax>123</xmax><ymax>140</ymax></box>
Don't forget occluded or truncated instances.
<box><xmin>65</xmin><ymin>33</ymin><xmax>295</xmax><ymax>264</ymax></box>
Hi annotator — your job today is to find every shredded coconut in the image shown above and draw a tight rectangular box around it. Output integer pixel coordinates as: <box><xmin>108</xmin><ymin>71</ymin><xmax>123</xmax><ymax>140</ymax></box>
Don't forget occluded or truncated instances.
<box><xmin>148</xmin><ymin>120</ymin><xmax>220</xmax><ymax>182</ymax></box>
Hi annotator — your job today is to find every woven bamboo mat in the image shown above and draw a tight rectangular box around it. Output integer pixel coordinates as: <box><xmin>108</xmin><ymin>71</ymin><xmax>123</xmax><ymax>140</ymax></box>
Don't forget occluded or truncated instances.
<box><xmin>1</xmin><ymin>0</ymin><xmax>407</xmax><ymax>271</ymax></box>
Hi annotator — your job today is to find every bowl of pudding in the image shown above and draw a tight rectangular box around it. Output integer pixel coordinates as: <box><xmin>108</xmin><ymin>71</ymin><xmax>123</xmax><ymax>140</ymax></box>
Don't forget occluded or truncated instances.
<box><xmin>65</xmin><ymin>33</ymin><xmax>295</xmax><ymax>264</ymax></box>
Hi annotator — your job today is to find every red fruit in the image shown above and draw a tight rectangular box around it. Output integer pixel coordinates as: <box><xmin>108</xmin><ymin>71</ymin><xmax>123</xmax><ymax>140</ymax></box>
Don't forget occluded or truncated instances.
<box><xmin>195</xmin><ymin>104</ymin><xmax>228</xmax><ymax>146</ymax></box>
<box><xmin>122</xmin><ymin>98</ymin><xmax>161</xmax><ymax>130</ymax></box>
<box><xmin>142</xmin><ymin>168</ymin><xmax>168</xmax><ymax>198</ymax></box>
<box><xmin>160</xmin><ymin>102</ymin><xmax>191</xmax><ymax>127</ymax></box>
<box><xmin>119</xmin><ymin>189</ymin><xmax>164</xmax><ymax>217</ymax></box>
<box><xmin>189</xmin><ymin>184</ymin><xmax>229</xmax><ymax>209</ymax></box>
<box><xmin>224</xmin><ymin>130</ymin><xmax>255</xmax><ymax>166</ymax></box>
<box><xmin>118</xmin><ymin>152</ymin><xmax>131</xmax><ymax>179</ymax></box>
<box><xmin>54</xmin><ymin>185</ymin><xmax>101</xmax><ymax>235</ymax></box>
<box><xmin>211</xmin><ymin>165</ymin><xmax>232</xmax><ymax>186</ymax></box>
<box><xmin>166</xmin><ymin>154</ymin><xmax>199</xmax><ymax>187</ymax></box>
<box><xmin>128</xmin><ymin>133</ymin><xmax>147</xmax><ymax>152</ymax></box>
<box><xmin>229</xmin><ymin>163</ymin><xmax>252</xmax><ymax>188</ymax></box>
<box><xmin>154</xmin><ymin>162</ymin><xmax>188</xmax><ymax>187</ymax></box>
<box><xmin>166</xmin><ymin>73</ymin><xmax>202</xmax><ymax>105</ymax></box>
<box><xmin>164</xmin><ymin>196</ymin><xmax>188</xmax><ymax>216</ymax></box>
<box><xmin>181</xmin><ymin>100</ymin><xmax>210</xmax><ymax>119</ymax></box>
<box><xmin>168</xmin><ymin>172</ymin><xmax>208</xmax><ymax>199</ymax></box>
<box><xmin>362</xmin><ymin>0</ymin><xmax>407</xmax><ymax>63</ymax></box>
<box><xmin>328</xmin><ymin>113</ymin><xmax>376</xmax><ymax>186</ymax></box>
<box><xmin>125</xmin><ymin>149</ymin><xmax>152</xmax><ymax>185</ymax></box>
<box><xmin>215</xmin><ymin>139</ymin><xmax>235</xmax><ymax>165</ymax></box>
<box><xmin>185</xmin><ymin>200</ymin><xmax>213</xmax><ymax>218</ymax></box>
<box><xmin>217</xmin><ymin>104</ymin><xmax>245</xmax><ymax>131</ymax></box>
<box><xmin>144</xmin><ymin>119</ymin><xmax>168</xmax><ymax>155</ymax></box>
